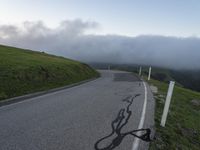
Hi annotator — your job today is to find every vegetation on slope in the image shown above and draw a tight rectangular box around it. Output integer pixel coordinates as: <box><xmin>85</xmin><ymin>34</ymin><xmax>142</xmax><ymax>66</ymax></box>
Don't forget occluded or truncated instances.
<box><xmin>170</xmin><ymin>70</ymin><xmax>200</xmax><ymax>92</ymax></box>
<box><xmin>148</xmin><ymin>78</ymin><xmax>200</xmax><ymax>149</ymax></box>
<box><xmin>0</xmin><ymin>45</ymin><xmax>99</xmax><ymax>101</ymax></box>
<box><xmin>141</xmin><ymin>67</ymin><xmax>200</xmax><ymax>92</ymax></box>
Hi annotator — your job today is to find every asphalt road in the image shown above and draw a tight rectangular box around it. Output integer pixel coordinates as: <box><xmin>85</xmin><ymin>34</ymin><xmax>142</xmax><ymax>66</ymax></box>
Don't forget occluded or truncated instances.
<box><xmin>0</xmin><ymin>70</ymin><xmax>155</xmax><ymax>150</ymax></box>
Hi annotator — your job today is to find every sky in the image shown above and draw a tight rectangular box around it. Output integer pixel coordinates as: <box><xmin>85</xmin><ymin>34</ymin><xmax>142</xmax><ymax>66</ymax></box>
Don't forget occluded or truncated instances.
<box><xmin>0</xmin><ymin>0</ymin><xmax>200</xmax><ymax>69</ymax></box>
<box><xmin>1</xmin><ymin>0</ymin><xmax>200</xmax><ymax>37</ymax></box>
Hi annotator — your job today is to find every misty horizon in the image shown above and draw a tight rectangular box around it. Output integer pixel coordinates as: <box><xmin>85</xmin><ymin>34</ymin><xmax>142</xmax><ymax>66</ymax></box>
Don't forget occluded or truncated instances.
<box><xmin>1</xmin><ymin>20</ymin><xmax>200</xmax><ymax>70</ymax></box>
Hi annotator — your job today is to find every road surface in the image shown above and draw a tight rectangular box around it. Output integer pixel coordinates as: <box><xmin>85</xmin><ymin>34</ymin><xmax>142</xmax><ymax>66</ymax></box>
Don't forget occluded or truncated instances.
<box><xmin>0</xmin><ymin>70</ymin><xmax>155</xmax><ymax>150</ymax></box>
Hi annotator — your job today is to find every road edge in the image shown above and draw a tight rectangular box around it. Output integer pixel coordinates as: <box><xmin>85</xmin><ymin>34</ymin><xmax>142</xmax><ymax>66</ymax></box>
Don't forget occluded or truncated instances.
<box><xmin>0</xmin><ymin>77</ymin><xmax>99</xmax><ymax>107</ymax></box>
<box><xmin>131</xmin><ymin>73</ymin><xmax>155</xmax><ymax>150</ymax></box>
<box><xmin>132</xmin><ymin>81</ymin><xmax>148</xmax><ymax>150</ymax></box>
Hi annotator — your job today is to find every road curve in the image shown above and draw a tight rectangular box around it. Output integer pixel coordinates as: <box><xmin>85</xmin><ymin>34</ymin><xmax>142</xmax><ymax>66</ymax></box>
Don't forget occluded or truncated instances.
<box><xmin>0</xmin><ymin>70</ymin><xmax>154</xmax><ymax>150</ymax></box>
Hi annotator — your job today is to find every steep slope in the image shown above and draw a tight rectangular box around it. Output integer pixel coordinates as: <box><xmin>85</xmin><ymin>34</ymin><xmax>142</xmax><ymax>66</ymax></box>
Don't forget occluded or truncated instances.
<box><xmin>148</xmin><ymin>78</ymin><xmax>200</xmax><ymax>150</ymax></box>
<box><xmin>0</xmin><ymin>45</ymin><xmax>99</xmax><ymax>100</ymax></box>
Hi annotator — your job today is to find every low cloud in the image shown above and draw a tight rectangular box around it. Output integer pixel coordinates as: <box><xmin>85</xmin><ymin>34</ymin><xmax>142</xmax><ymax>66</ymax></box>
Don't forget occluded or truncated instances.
<box><xmin>0</xmin><ymin>19</ymin><xmax>200</xmax><ymax>69</ymax></box>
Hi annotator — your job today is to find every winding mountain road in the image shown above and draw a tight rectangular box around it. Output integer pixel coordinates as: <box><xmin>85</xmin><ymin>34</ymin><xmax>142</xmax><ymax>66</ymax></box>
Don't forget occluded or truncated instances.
<box><xmin>0</xmin><ymin>70</ymin><xmax>154</xmax><ymax>150</ymax></box>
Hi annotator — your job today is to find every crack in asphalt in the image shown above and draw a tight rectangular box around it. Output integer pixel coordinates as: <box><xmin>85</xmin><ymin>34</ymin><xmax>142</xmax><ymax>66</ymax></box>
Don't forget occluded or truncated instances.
<box><xmin>94</xmin><ymin>94</ymin><xmax>152</xmax><ymax>150</ymax></box>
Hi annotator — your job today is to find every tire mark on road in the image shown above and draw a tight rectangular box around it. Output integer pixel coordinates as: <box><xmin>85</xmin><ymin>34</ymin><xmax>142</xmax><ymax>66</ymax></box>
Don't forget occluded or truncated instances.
<box><xmin>94</xmin><ymin>94</ymin><xmax>152</xmax><ymax>150</ymax></box>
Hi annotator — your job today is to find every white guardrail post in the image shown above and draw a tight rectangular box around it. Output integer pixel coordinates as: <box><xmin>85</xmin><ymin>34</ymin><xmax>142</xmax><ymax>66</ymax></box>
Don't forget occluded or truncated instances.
<box><xmin>139</xmin><ymin>66</ymin><xmax>142</xmax><ymax>76</ymax></box>
<box><xmin>148</xmin><ymin>66</ymin><xmax>151</xmax><ymax>80</ymax></box>
<box><xmin>108</xmin><ymin>65</ymin><xmax>110</xmax><ymax>70</ymax></box>
<box><xmin>160</xmin><ymin>81</ymin><xmax>175</xmax><ymax>127</ymax></box>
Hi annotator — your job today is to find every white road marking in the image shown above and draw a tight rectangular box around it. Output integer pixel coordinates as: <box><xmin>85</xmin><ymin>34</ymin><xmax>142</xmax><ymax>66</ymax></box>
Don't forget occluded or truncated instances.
<box><xmin>132</xmin><ymin>81</ymin><xmax>148</xmax><ymax>150</ymax></box>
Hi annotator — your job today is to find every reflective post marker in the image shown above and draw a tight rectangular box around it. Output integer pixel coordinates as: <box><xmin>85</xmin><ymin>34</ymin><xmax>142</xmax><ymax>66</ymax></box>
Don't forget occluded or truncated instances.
<box><xmin>139</xmin><ymin>66</ymin><xmax>142</xmax><ymax>76</ymax></box>
<box><xmin>161</xmin><ymin>81</ymin><xmax>175</xmax><ymax>127</ymax></box>
<box><xmin>148</xmin><ymin>67</ymin><xmax>151</xmax><ymax>80</ymax></box>
<box><xmin>108</xmin><ymin>65</ymin><xmax>110</xmax><ymax>70</ymax></box>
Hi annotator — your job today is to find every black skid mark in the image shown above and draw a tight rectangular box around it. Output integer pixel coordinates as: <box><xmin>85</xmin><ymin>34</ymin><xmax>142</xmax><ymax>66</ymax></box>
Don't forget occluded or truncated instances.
<box><xmin>94</xmin><ymin>94</ymin><xmax>152</xmax><ymax>150</ymax></box>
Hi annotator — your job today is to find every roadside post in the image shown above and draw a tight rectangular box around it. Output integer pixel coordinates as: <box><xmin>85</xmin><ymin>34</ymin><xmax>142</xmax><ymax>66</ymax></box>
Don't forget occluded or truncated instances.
<box><xmin>160</xmin><ymin>81</ymin><xmax>175</xmax><ymax>127</ymax></box>
<box><xmin>148</xmin><ymin>67</ymin><xmax>152</xmax><ymax>80</ymax></box>
<box><xmin>108</xmin><ymin>65</ymin><xmax>110</xmax><ymax>70</ymax></box>
<box><xmin>139</xmin><ymin>66</ymin><xmax>142</xmax><ymax>76</ymax></box>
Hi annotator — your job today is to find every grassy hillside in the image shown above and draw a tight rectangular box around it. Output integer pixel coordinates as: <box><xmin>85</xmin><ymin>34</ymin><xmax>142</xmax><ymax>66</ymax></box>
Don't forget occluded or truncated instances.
<box><xmin>141</xmin><ymin>67</ymin><xmax>200</xmax><ymax>92</ymax></box>
<box><xmin>170</xmin><ymin>70</ymin><xmax>200</xmax><ymax>92</ymax></box>
<box><xmin>0</xmin><ymin>45</ymin><xmax>99</xmax><ymax>101</ymax></box>
<box><xmin>147</xmin><ymin>78</ymin><xmax>200</xmax><ymax>149</ymax></box>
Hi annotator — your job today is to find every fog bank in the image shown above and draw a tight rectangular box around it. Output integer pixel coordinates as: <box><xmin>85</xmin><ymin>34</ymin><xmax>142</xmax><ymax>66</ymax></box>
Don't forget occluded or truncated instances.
<box><xmin>1</xmin><ymin>19</ymin><xmax>200</xmax><ymax>69</ymax></box>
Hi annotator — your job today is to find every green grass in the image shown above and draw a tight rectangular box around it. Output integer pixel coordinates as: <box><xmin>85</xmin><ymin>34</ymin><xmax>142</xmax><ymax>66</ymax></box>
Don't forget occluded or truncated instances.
<box><xmin>147</xmin><ymin>78</ymin><xmax>200</xmax><ymax>149</ymax></box>
<box><xmin>0</xmin><ymin>45</ymin><xmax>99</xmax><ymax>100</ymax></box>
